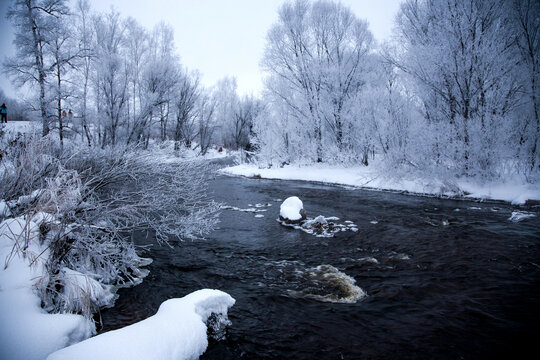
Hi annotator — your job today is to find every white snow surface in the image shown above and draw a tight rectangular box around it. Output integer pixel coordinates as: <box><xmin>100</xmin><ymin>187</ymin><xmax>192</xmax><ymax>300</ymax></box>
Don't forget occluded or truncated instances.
<box><xmin>141</xmin><ymin>140</ymin><xmax>233</xmax><ymax>164</ymax></box>
<box><xmin>0</xmin><ymin>215</ymin><xmax>94</xmax><ymax>360</ymax></box>
<box><xmin>0</xmin><ymin>200</ymin><xmax>11</xmax><ymax>217</ymax></box>
<box><xmin>280</xmin><ymin>196</ymin><xmax>304</xmax><ymax>221</ymax></box>
<box><xmin>0</xmin><ymin>121</ymin><xmax>38</xmax><ymax>135</ymax></box>
<box><xmin>47</xmin><ymin>289</ymin><xmax>236</xmax><ymax>360</ymax></box>
<box><xmin>60</xmin><ymin>268</ymin><xmax>117</xmax><ymax>311</ymax></box>
<box><xmin>221</xmin><ymin>163</ymin><xmax>540</xmax><ymax>204</ymax></box>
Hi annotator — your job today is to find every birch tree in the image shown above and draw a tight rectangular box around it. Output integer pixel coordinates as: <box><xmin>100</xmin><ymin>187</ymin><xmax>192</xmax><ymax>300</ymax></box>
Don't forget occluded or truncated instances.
<box><xmin>5</xmin><ymin>0</ymin><xmax>70</xmax><ymax>136</ymax></box>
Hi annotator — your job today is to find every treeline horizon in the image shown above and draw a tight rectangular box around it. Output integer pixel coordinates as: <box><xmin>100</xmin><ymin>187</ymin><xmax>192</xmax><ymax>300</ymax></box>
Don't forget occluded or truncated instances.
<box><xmin>3</xmin><ymin>0</ymin><xmax>539</xmax><ymax>181</ymax></box>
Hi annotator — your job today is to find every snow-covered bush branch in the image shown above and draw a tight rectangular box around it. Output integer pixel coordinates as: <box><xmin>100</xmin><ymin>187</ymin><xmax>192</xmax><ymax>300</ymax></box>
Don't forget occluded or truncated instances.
<box><xmin>0</xmin><ymin>134</ymin><xmax>220</xmax><ymax>318</ymax></box>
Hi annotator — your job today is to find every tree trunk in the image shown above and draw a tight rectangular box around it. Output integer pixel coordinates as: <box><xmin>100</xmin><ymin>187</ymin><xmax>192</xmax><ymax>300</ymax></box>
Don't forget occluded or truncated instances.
<box><xmin>57</xmin><ymin>66</ymin><xmax>64</xmax><ymax>148</ymax></box>
<box><xmin>26</xmin><ymin>0</ymin><xmax>50</xmax><ymax>137</ymax></box>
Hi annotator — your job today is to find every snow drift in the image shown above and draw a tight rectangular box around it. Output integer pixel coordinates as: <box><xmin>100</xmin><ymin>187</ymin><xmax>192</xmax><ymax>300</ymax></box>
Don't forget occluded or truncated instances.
<box><xmin>0</xmin><ymin>215</ymin><xmax>94</xmax><ymax>360</ymax></box>
<box><xmin>47</xmin><ymin>289</ymin><xmax>235</xmax><ymax>360</ymax></box>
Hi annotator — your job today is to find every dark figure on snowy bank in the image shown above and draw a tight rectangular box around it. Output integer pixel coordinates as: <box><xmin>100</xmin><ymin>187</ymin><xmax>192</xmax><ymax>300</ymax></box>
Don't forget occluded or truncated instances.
<box><xmin>0</xmin><ymin>103</ymin><xmax>6</xmax><ymax>124</ymax></box>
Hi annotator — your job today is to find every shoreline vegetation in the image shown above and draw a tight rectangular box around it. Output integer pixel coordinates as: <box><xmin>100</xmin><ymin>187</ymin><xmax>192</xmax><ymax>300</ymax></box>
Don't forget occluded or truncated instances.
<box><xmin>0</xmin><ymin>124</ymin><xmax>226</xmax><ymax>360</ymax></box>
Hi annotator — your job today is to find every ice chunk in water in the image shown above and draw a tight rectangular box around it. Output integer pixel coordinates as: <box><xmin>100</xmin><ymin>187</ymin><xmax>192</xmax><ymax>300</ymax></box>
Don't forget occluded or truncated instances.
<box><xmin>509</xmin><ymin>211</ymin><xmax>536</xmax><ymax>222</ymax></box>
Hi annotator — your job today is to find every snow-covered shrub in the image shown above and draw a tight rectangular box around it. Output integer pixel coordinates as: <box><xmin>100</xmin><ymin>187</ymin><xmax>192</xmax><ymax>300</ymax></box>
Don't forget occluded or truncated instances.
<box><xmin>0</xmin><ymin>134</ymin><xmax>59</xmax><ymax>209</ymax></box>
<box><xmin>1</xmin><ymin>135</ymin><xmax>220</xmax><ymax>318</ymax></box>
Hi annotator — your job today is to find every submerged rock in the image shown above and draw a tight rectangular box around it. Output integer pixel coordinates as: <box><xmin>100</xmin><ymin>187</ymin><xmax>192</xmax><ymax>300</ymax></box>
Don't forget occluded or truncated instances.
<box><xmin>286</xmin><ymin>264</ymin><xmax>366</xmax><ymax>303</ymax></box>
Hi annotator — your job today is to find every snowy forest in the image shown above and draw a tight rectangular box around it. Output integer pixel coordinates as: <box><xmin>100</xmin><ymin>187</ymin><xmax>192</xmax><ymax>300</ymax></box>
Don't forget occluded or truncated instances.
<box><xmin>1</xmin><ymin>0</ymin><xmax>538</xmax><ymax>179</ymax></box>
<box><xmin>1</xmin><ymin>0</ymin><xmax>539</xmax><ymax>359</ymax></box>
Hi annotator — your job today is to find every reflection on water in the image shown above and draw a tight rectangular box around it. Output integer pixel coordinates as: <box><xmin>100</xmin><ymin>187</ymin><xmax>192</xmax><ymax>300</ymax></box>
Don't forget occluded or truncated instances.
<box><xmin>100</xmin><ymin>175</ymin><xmax>540</xmax><ymax>359</ymax></box>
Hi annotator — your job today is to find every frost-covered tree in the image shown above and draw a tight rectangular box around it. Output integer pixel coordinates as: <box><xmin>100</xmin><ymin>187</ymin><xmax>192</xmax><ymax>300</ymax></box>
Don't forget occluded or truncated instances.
<box><xmin>150</xmin><ymin>23</ymin><xmax>179</xmax><ymax>143</ymax></box>
<box><xmin>47</xmin><ymin>12</ymin><xmax>80</xmax><ymax>148</ymax></box>
<box><xmin>213</xmin><ymin>77</ymin><xmax>239</xmax><ymax>147</ymax></box>
<box><xmin>122</xmin><ymin>16</ymin><xmax>148</xmax><ymax>140</ymax></box>
<box><xmin>509</xmin><ymin>0</ymin><xmax>540</xmax><ymax>172</ymax></box>
<box><xmin>198</xmin><ymin>93</ymin><xmax>217</xmax><ymax>155</ymax></box>
<box><xmin>4</xmin><ymin>0</ymin><xmax>261</xmax><ymax>155</ymax></box>
<box><xmin>93</xmin><ymin>9</ymin><xmax>129</xmax><ymax>147</ymax></box>
<box><xmin>233</xmin><ymin>95</ymin><xmax>263</xmax><ymax>150</ymax></box>
<box><xmin>74</xmin><ymin>0</ymin><xmax>94</xmax><ymax>146</ymax></box>
<box><xmin>393</xmin><ymin>0</ymin><xmax>524</xmax><ymax>177</ymax></box>
<box><xmin>365</xmin><ymin>53</ymin><xmax>419</xmax><ymax>167</ymax></box>
<box><xmin>261</xmin><ymin>0</ymin><xmax>373</xmax><ymax>162</ymax></box>
<box><xmin>253</xmin><ymin>94</ymin><xmax>311</xmax><ymax>165</ymax></box>
<box><xmin>4</xmin><ymin>0</ymin><xmax>70</xmax><ymax>136</ymax></box>
<box><xmin>173</xmin><ymin>69</ymin><xmax>201</xmax><ymax>150</ymax></box>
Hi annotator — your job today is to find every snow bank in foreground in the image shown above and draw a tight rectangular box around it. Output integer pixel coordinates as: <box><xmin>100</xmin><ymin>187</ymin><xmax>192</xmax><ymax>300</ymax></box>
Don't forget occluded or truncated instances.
<box><xmin>0</xmin><ymin>215</ymin><xmax>94</xmax><ymax>360</ymax></box>
<box><xmin>221</xmin><ymin>164</ymin><xmax>540</xmax><ymax>204</ymax></box>
<box><xmin>48</xmin><ymin>289</ymin><xmax>236</xmax><ymax>360</ymax></box>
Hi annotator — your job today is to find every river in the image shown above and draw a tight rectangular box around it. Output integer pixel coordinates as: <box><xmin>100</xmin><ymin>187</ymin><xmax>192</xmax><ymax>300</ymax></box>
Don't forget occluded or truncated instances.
<box><xmin>99</xmin><ymin>173</ymin><xmax>540</xmax><ymax>359</ymax></box>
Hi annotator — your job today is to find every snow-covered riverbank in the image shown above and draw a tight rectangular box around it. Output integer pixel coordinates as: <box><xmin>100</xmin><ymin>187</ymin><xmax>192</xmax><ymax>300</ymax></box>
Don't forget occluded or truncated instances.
<box><xmin>0</xmin><ymin>128</ymin><xmax>235</xmax><ymax>359</ymax></box>
<box><xmin>0</xmin><ymin>213</ymin><xmax>235</xmax><ymax>360</ymax></box>
<box><xmin>0</xmin><ymin>214</ymin><xmax>94</xmax><ymax>360</ymax></box>
<box><xmin>47</xmin><ymin>289</ymin><xmax>235</xmax><ymax>360</ymax></box>
<box><xmin>221</xmin><ymin>163</ymin><xmax>540</xmax><ymax>205</ymax></box>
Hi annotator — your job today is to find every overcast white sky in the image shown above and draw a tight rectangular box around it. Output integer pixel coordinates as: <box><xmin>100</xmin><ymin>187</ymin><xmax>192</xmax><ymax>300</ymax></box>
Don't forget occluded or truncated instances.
<box><xmin>0</xmin><ymin>0</ymin><xmax>402</xmax><ymax>99</ymax></box>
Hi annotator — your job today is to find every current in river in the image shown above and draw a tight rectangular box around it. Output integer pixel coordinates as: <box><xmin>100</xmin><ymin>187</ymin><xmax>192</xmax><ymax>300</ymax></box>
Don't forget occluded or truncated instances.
<box><xmin>100</xmin><ymin>173</ymin><xmax>540</xmax><ymax>359</ymax></box>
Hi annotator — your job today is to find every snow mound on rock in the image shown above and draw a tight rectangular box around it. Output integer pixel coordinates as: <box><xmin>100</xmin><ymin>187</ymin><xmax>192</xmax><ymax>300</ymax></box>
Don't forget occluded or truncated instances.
<box><xmin>280</xmin><ymin>196</ymin><xmax>305</xmax><ymax>221</ymax></box>
<box><xmin>47</xmin><ymin>289</ymin><xmax>236</xmax><ymax>360</ymax></box>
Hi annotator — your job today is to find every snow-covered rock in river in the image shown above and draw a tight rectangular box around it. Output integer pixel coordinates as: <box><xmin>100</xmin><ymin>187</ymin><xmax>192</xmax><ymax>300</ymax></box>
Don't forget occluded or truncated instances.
<box><xmin>286</xmin><ymin>264</ymin><xmax>366</xmax><ymax>303</ymax></box>
<box><xmin>47</xmin><ymin>289</ymin><xmax>236</xmax><ymax>360</ymax></box>
<box><xmin>279</xmin><ymin>196</ymin><xmax>306</xmax><ymax>224</ymax></box>
<box><xmin>277</xmin><ymin>197</ymin><xmax>358</xmax><ymax>237</ymax></box>
<box><xmin>508</xmin><ymin>211</ymin><xmax>536</xmax><ymax>222</ymax></box>
<box><xmin>301</xmin><ymin>215</ymin><xmax>327</xmax><ymax>230</ymax></box>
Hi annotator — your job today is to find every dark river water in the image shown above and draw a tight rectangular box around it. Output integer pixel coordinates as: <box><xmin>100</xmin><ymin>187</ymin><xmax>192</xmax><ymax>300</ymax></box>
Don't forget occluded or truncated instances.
<box><xmin>100</xmin><ymin>172</ymin><xmax>540</xmax><ymax>359</ymax></box>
